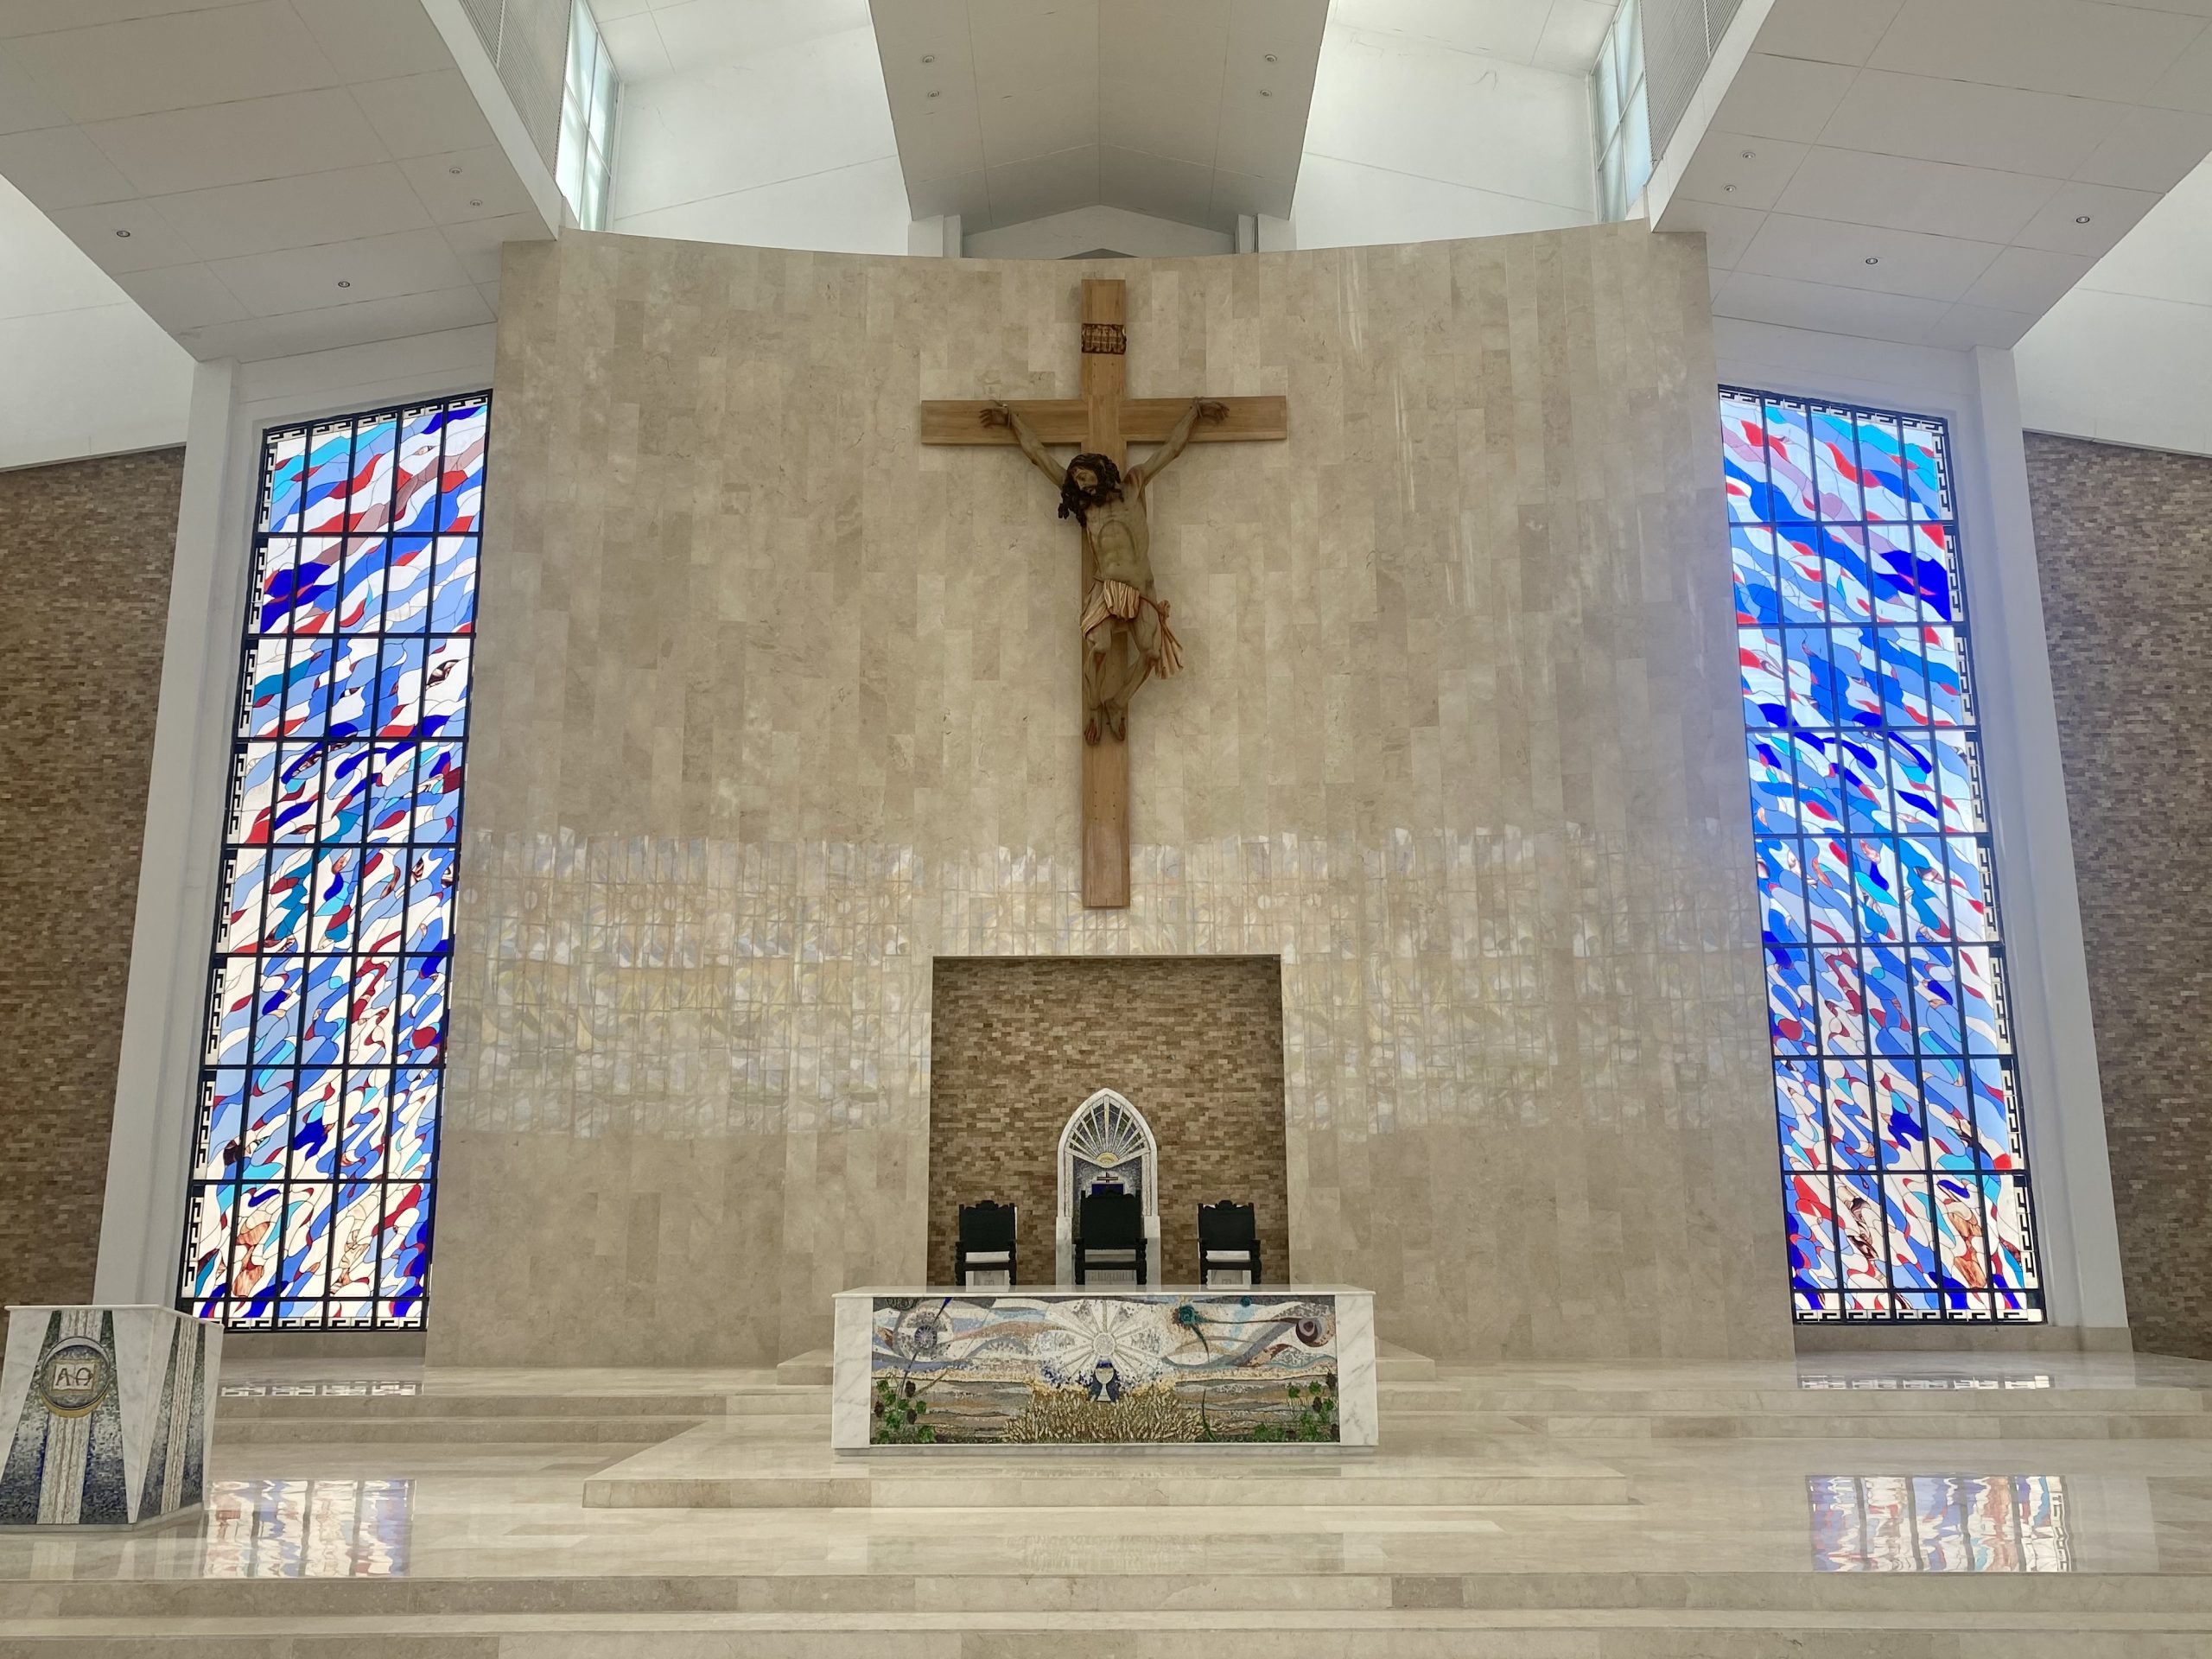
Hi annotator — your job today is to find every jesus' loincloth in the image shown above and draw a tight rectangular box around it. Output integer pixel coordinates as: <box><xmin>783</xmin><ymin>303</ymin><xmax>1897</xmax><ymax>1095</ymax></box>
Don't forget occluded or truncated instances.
<box><xmin>1080</xmin><ymin>578</ymin><xmax>1184</xmax><ymax>677</ymax></box>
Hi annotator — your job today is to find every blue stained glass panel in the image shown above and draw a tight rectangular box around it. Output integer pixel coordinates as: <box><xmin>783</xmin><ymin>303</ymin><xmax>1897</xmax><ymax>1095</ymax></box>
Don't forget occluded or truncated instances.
<box><xmin>1723</xmin><ymin>388</ymin><xmax>2040</xmax><ymax>1324</ymax></box>
<box><xmin>181</xmin><ymin>393</ymin><xmax>488</xmax><ymax>1331</ymax></box>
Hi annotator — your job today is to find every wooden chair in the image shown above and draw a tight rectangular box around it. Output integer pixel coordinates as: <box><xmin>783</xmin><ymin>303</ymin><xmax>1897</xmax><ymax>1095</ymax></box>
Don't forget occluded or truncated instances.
<box><xmin>1074</xmin><ymin>1191</ymin><xmax>1146</xmax><ymax>1285</ymax></box>
<box><xmin>955</xmin><ymin>1200</ymin><xmax>1017</xmax><ymax>1287</ymax></box>
<box><xmin>1198</xmin><ymin>1201</ymin><xmax>1261</xmax><ymax>1287</ymax></box>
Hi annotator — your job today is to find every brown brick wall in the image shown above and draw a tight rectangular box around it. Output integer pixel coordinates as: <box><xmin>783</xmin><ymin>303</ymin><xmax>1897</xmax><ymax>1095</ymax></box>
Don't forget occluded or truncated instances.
<box><xmin>2025</xmin><ymin>433</ymin><xmax>2212</xmax><ymax>1360</ymax></box>
<box><xmin>927</xmin><ymin>957</ymin><xmax>1288</xmax><ymax>1287</ymax></box>
<box><xmin>0</xmin><ymin>448</ymin><xmax>182</xmax><ymax>1309</ymax></box>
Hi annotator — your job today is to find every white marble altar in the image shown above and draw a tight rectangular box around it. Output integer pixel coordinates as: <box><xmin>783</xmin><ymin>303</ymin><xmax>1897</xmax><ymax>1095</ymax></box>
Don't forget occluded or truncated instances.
<box><xmin>0</xmin><ymin>1306</ymin><xmax>219</xmax><ymax>1527</ymax></box>
<box><xmin>832</xmin><ymin>1286</ymin><xmax>1376</xmax><ymax>1450</ymax></box>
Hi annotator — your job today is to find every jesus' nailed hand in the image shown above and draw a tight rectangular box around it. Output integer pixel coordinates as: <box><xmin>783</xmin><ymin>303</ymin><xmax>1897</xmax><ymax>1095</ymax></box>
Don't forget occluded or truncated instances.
<box><xmin>982</xmin><ymin>398</ymin><xmax>1226</xmax><ymax>745</ymax></box>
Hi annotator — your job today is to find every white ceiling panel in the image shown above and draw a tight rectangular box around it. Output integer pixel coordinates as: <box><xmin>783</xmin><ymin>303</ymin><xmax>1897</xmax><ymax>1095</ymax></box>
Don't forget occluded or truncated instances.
<box><xmin>2075</xmin><ymin>105</ymin><xmax>2212</xmax><ymax>191</ymax></box>
<box><xmin>207</xmin><ymin>226</ymin><xmax>467</xmax><ymax>315</ymax></box>
<box><xmin>2013</xmin><ymin>181</ymin><xmax>2161</xmax><ymax>256</ymax></box>
<box><xmin>109</xmin><ymin>259</ymin><xmax>247</xmax><ymax>330</ymax></box>
<box><xmin>399</xmin><ymin>147</ymin><xmax>543</xmax><ymax>225</ymax></box>
<box><xmin>1661</xmin><ymin>0</ymin><xmax>2212</xmax><ymax>348</ymax></box>
<box><xmin>1957</xmin><ymin>245</ymin><xmax>2095</xmax><ymax>314</ymax></box>
<box><xmin>1867</xmin><ymin>0</ymin><xmax>2203</xmax><ymax>104</ymax></box>
<box><xmin>349</xmin><ymin>68</ymin><xmax>502</xmax><ymax>159</ymax></box>
<box><xmin>1755</xmin><ymin>0</ymin><xmax>1907</xmax><ymax>67</ymax></box>
<box><xmin>1534</xmin><ymin>0</ymin><xmax>1620</xmax><ymax>74</ymax></box>
<box><xmin>1710</xmin><ymin>53</ymin><xmax>1857</xmax><ymax>146</ymax></box>
<box><xmin>290</xmin><ymin>0</ymin><xmax>454</xmax><ymax>83</ymax></box>
<box><xmin>6</xmin><ymin>1</ymin><xmax>337</xmax><ymax>123</ymax></box>
<box><xmin>1772</xmin><ymin>147</ymin><xmax>2058</xmax><ymax>245</ymax></box>
<box><xmin>0</xmin><ymin>0</ymin><xmax>553</xmax><ymax>360</ymax></box>
<box><xmin>81</xmin><ymin>87</ymin><xmax>389</xmax><ymax>196</ymax></box>
<box><xmin>1737</xmin><ymin>213</ymin><xmax>2001</xmax><ymax>302</ymax></box>
<box><xmin>873</xmin><ymin>0</ymin><xmax>1325</xmax><ymax>232</ymax></box>
<box><xmin>1818</xmin><ymin>70</ymin><xmax>2123</xmax><ymax>176</ymax></box>
<box><xmin>156</xmin><ymin>162</ymin><xmax>431</xmax><ymax>261</ymax></box>
<box><xmin>0</xmin><ymin>41</ymin><xmax>68</xmax><ymax>133</ymax></box>
<box><xmin>0</xmin><ymin>124</ymin><xmax>135</xmax><ymax>208</ymax></box>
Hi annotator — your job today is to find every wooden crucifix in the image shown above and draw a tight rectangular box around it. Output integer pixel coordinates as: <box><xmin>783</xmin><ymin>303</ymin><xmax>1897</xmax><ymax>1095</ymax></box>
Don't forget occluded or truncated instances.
<box><xmin>919</xmin><ymin>277</ymin><xmax>1286</xmax><ymax>908</ymax></box>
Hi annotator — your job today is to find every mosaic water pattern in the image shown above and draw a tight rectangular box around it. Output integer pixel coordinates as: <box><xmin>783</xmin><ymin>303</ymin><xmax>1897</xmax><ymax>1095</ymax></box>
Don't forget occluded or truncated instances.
<box><xmin>872</xmin><ymin>1294</ymin><xmax>1344</xmax><ymax>1444</ymax></box>
<box><xmin>178</xmin><ymin>395</ymin><xmax>490</xmax><ymax>1330</ymax></box>
<box><xmin>1808</xmin><ymin>1474</ymin><xmax>2070</xmax><ymax>1572</ymax></box>
<box><xmin>1723</xmin><ymin>389</ymin><xmax>2042</xmax><ymax>1322</ymax></box>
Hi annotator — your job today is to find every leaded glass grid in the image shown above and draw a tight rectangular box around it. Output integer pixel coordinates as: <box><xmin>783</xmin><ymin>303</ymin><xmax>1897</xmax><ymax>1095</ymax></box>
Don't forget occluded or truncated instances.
<box><xmin>1722</xmin><ymin>387</ymin><xmax>2044</xmax><ymax>1323</ymax></box>
<box><xmin>177</xmin><ymin>393</ymin><xmax>489</xmax><ymax>1331</ymax></box>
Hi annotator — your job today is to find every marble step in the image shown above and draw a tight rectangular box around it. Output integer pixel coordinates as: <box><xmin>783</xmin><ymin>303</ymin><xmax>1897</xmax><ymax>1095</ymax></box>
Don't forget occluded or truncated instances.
<box><xmin>10</xmin><ymin>1570</ymin><xmax>2212</xmax><ymax>1619</ymax></box>
<box><xmin>1383</xmin><ymin>1408</ymin><xmax>2212</xmax><ymax>1441</ymax></box>
<box><xmin>1431</xmin><ymin>1383</ymin><xmax>2212</xmax><ymax>1414</ymax></box>
<box><xmin>11</xmin><ymin>1607</ymin><xmax>2212</xmax><ymax>1656</ymax></box>
<box><xmin>215</xmin><ymin>1413</ymin><xmax>715</xmax><ymax>1446</ymax></box>
<box><xmin>217</xmin><ymin>1388</ymin><xmax>828</xmax><ymax>1419</ymax></box>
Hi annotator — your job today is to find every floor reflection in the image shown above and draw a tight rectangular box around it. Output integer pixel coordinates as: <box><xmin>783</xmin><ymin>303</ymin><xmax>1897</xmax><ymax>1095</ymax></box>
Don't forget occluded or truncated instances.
<box><xmin>1809</xmin><ymin>1475</ymin><xmax>2069</xmax><ymax>1572</ymax></box>
<box><xmin>1798</xmin><ymin>1374</ymin><xmax>2053</xmax><ymax>1391</ymax></box>
<box><xmin>202</xmin><ymin>1479</ymin><xmax>412</xmax><ymax>1577</ymax></box>
<box><xmin>219</xmin><ymin>1380</ymin><xmax>423</xmax><ymax>1398</ymax></box>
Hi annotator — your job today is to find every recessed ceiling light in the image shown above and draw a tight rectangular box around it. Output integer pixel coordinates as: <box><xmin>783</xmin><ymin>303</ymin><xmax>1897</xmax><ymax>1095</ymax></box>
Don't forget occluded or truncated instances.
<box><xmin>338</xmin><ymin>279</ymin><xmax>353</xmax><ymax>288</ymax></box>
<box><xmin>1259</xmin><ymin>87</ymin><xmax>1272</xmax><ymax>97</ymax></box>
<box><xmin>448</xmin><ymin>165</ymin><xmax>462</xmax><ymax>175</ymax></box>
<box><xmin>1740</xmin><ymin>149</ymin><xmax>1756</xmax><ymax>159</ymax></box>
<box><xmin>927</xmin><ymin>89</ymin><xmax>939</xmax><ymax>99</ymax></box>
<box><xmin>1864</xmin><ymin>256</ymin><xmax>1879</xmax><ymax>265</ymax></box>
<box><xmin>1722</xmin><ymin>184</ymin><xmax>1736</xmax><ymax>193</ymax></box>
<box><xmin>921</xmin><ymin>53</ymin><xmax>935</xmax><ymax>63</ymax></box>
<box><xmin>2075</xmin><ymin>214</ymin><xmax>2091</xmax><ymax>224</ymax></box>
<box><xmin>1263</xmin><ymin>53</ymin><xmax>1277</xmax><ymax>62</ymax></box>
<box><xmin>469</xmin><ymin>197</ymin><xmax>483</xmax><ymax>207</ymax></box>
<box><xmin>115</xmin><ymin>227</ymin><xmax>130</xmax><ymax>238</ymax></box>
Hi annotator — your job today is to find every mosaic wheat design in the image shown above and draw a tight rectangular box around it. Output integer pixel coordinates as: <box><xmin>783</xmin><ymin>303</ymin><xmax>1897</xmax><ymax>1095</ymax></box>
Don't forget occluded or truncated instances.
<box><xmin>1723</xmin><ymin>389</ymin><xmax>2041</xmax><ymax>1322</ymax></box>
<box><xmin>178</xmin><ymin>394</ymin><xmax>489</xmax><ymax>1330</ymax></box>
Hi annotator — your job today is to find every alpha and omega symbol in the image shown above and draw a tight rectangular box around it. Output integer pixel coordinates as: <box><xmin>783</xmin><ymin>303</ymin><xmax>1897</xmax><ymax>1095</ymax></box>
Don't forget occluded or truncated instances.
<box><xmin>34</xmin><ymin>1338</ymin><xmax>117</xmax><ymax>1418</ymax></box>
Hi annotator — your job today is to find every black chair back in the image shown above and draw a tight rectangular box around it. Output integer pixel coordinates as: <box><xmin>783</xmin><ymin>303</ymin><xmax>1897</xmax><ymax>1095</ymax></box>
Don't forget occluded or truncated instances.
<box><xmin>958</xmin><ymin>1200</ymin><xmax>1016</xmax><ymax>1251</ymax></box>
<box><xmin>1078</xmin><ymin>1191</ymin><xmax>1144</xmax><ymax>1249</ymax></box>
<box><xmin>1198</xmin><ymin>1201</ymin><xmax>1257</xmax><ymax>1250</ymax></box>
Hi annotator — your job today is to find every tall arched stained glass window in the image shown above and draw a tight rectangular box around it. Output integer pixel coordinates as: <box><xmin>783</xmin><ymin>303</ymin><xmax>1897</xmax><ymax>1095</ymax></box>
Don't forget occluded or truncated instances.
<box><xmin>1721</xmin><ymin>389</ymin><xmax>2043</xmax><ymax>1323</ymax></box>
<box><xmin>178</xmin><ymin>393</ymin><xmax>489</xmax><ymax>1330</ymax></box>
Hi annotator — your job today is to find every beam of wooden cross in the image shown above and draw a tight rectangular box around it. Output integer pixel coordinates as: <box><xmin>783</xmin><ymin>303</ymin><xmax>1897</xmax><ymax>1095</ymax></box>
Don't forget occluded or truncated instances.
<box><xmin>920</xmin><ymin>277</ymin><xmax>1287</xmax><ymax>908</ymax></box>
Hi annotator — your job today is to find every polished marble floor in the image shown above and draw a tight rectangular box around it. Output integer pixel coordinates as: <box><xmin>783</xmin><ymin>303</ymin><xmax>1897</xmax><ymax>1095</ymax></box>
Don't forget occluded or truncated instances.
<box><xmin>8</xmin><ymin>1350</ymin><xmax>2212</xmax><ymax>1654</ymax></box>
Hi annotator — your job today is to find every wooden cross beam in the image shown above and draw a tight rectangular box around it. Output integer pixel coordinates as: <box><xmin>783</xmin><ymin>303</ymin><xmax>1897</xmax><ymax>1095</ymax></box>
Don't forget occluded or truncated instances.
<box><xmin>919</xmin><ymin>278</ymin><xmax>1287</xmax><ymax>908</ymax></box>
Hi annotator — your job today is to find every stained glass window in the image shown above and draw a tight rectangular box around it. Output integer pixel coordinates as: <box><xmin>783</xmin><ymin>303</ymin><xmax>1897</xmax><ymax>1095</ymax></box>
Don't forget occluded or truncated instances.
<box><xmin>177</xmin><ymin>393</ymin><xmax>488</xmax><ymax>1331</ymax></box>
<box><xmin>1722</xmin><ymin>388</ymin><xmax>2043</xmax><ymax>1322</ymax></box>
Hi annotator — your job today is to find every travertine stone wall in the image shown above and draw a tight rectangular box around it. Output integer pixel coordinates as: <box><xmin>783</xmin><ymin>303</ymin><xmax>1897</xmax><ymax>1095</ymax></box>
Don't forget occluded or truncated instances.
<box><xmin>0</xmin><ymin>449</ymin><xmax>182</xmax><ymax>1310</ymax></box>
<box><xmin>928</xmin><ymin>956</ymin><xmax>1288</xmax><ymax>1287</ymax></box>
<box><xmin>434</xmin><ymin>226</ymin><xmax>1787</xmax><ymax>1367</ymax></box>
<box><xmin>2025</xmin><ymin>434</ymin><xmax>2212</xmax><ymax>1361</ymax></box>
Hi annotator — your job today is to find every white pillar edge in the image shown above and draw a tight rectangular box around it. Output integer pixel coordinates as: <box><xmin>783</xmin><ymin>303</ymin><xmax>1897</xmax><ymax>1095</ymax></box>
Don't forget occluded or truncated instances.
<box><xmin>1964</xmin><ymin>344</ymin><xmax>2131</xmax><ymax>1335</ymax></box>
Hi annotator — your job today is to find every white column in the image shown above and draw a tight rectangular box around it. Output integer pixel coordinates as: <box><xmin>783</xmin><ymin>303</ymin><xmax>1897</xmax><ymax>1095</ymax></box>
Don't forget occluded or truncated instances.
<box><xmin>1964</xmin><ymin>346</ymin><xmax>2131</xmax><ymax>1336</ymax></box>
<box><xmin>94</xmin><ymin>359</ymin><xmax>252</xmax><ymax>1306</ymax></box>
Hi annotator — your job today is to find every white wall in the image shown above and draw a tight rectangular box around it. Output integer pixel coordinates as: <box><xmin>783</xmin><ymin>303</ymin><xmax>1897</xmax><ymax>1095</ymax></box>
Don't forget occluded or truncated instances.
<box><xmin>0</xmin><ymin>175</ymin><xmax>190</xmax><ymax>471</ymax></box>
<box><xmin>597</xmin><ymin>2</ymin><xmax>909</xmax><ymax>254</ymax></box>
<box><xmin>1292</xmin><ymin>13</ymin><xmax>1600</xmax><ymax>250</ymax></box>
<box><xmin>2015</xmin><ymin>157</ymin><xmax>2212</xmax><ymax>458</ymax></box>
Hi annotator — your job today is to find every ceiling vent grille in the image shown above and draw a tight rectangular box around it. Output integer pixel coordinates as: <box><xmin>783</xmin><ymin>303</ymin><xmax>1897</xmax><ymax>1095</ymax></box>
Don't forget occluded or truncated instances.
<box><xmin>1645</xmin><ymin>0</ymin><xmax>1744</xmax><ymax>161</ymax></box>
<box><xmin>454</xmin><ymin>0</ymin><xmax>564</xmax><ymax>173</ymax></box>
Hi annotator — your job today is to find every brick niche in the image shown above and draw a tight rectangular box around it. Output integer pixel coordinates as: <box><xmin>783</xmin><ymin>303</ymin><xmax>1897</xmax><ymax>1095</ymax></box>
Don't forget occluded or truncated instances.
<box><xmin>927</xmin><ymin>956</ymin><xmax>1288</xmax><ymax>1287</ymax></box>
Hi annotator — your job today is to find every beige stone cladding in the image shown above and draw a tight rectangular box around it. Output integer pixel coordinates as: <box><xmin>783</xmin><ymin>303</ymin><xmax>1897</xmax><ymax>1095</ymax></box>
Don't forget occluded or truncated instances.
<box><xmin>0</xmin><ymin>449</ymin><xmax>183</xmax><ymax>1311</ymax></box>
<box><xmin>434</xmin><ymin>226</ymin><xmax>1786</xmax><ymax>1368</ymax></box>
<box><xmin>2026</xmin><ymin>433</ymin><xmax>2212</xmax><ymax>1361</ymax></box>
<box><xmin>927</xmin><ymin>955</ymin><xmax>1289</xmax><ymax>1288</ymax></box>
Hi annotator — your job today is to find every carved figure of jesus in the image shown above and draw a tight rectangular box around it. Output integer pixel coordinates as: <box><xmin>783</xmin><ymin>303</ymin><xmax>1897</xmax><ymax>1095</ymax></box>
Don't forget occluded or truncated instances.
<box><xmin>984</xmin><ymin>397</ymin><xmax>1226</xmax><ymax>744</ymax></box>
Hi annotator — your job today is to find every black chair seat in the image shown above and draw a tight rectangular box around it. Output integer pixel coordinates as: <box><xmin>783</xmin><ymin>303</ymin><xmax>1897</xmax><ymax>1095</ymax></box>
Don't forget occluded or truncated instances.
<box><xmin>1197</xmin><ymin>1201</ymin><xmax>1261</xmax><ymax>1287</ymax></box>
<box><xmin>956</xmin><ymin>1200</ymin><xmax>1018</xmax><ymax>1287</ymax></box>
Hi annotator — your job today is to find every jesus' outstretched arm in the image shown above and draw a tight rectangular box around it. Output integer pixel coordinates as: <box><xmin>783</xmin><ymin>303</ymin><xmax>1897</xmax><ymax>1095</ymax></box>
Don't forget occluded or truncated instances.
<box><xmin>982</xmin><ymin>402</ymin><xmax>1066</xmax><ymax>489</ymax></box>
<box><xmin>1127</xmin><ymin>399</ymin><xmax>1225</xmax><ymax>492</ymax></box>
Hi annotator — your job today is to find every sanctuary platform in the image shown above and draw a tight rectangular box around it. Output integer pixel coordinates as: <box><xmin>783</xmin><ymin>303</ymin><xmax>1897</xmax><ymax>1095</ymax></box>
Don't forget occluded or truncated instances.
<box><xmin>831</xmin><ymin>1286</ymin><xmax>1377</xmax><ymax>1448</ymax></box>
<box><xmin>9</xmin><ymin>1349</ymin><xmax>2212</xmax><ymax>1653</ymax></box>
